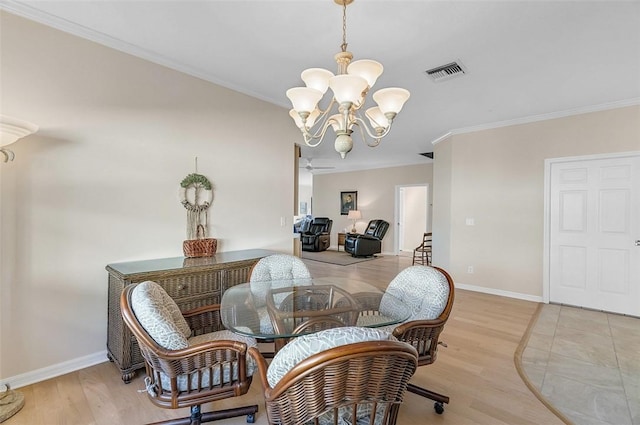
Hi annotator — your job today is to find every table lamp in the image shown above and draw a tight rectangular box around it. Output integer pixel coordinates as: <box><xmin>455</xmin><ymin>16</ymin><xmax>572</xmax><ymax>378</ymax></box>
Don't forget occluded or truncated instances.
<box><xmin>347</xmin><ymin>210</ymin><xmax>362</xmax><ymax>233</ymax></box>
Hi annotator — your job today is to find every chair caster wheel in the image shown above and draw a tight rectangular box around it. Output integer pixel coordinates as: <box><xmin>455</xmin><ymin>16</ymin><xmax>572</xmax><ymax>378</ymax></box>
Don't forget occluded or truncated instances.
<box><xmin>434</xmin><ymin>402</ymin><xmax>444</xmax><ymax>414</ymax></box>
<box><xmin>246</xmin><ymin>413</ymin><xmax>256</xmax><ymax>423</ymax></box>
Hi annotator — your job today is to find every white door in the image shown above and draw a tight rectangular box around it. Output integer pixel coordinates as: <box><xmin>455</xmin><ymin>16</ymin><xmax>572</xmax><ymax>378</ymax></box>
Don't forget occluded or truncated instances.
<box><xmin>549</xmin><ymin>154</ymin><xmax>640</xmax><ymax>316</ymax></box>
<box><xmin>396</xmin><ymin>185</ymin><xmax>428</xmax><ymax>253</ymax></box>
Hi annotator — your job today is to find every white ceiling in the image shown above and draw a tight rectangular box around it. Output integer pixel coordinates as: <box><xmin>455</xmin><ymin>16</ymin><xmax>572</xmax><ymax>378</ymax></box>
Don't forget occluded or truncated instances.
<box><xmin>2</xmin><ymin>0</ymin><xmax>640</xmax><ymax>177</ymax></box>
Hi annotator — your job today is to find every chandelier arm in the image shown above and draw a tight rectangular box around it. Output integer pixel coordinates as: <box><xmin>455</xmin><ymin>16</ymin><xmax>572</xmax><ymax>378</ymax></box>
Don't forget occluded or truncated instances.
<box><xmin>304</xmin><ymin>98</ymin><xmax>337</xmax><ymax>139</ymax></box>
<box><xmin>318</xmin><ymin>97</ymin><xmax>337</xmax><ymax>116</ymax></box>
<box><xmin>350</xmin><ymin>120</ymin><xmax>371</xmax><ymax>148</ymax></box>
<box><xmin>351</xmin><ymin>115</ymin><xmax>393</xmax><ymax>145</ymax></box>
<box><xmin>350</xmin><ymin>89</ymin><xmax>369</xmax><ymax>111</ymax></box>
<box><xmin>301</xmin><ymin>118</ymin><xmax>337</xmax><ymax>148</ymax></box>
<box><xmin>303</xmin><ymin>113</ymin><xmax>338</xmax><ymax>145</ymax></box>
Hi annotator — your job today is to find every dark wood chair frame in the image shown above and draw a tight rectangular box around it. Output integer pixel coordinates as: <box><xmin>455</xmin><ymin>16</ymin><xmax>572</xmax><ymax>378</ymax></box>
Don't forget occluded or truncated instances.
<box><xmin>248</xmin><ymin>340</ymin><xmax>418</xmax><ymax>425</ymax></box>
<box><xmin>349</xmin><ymin>266</ymin><xmax>455</xmax><ymax>414</ymax></box>
<box><xmin>120</xmin><ymin>284</ymin><xmax>259</xmax><ymax>425</ymax></box>
<box><xmin>412</xmin><ymin>232</ymin><xmax>433</xmax><ymax>265</ymax></box>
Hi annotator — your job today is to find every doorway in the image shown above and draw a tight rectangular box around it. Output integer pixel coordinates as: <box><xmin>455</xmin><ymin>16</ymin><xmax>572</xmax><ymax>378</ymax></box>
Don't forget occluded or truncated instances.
<box><xmin>545</xmin><ymin>152</ymin><xmax>640</xmax><ymax>316</ymax></box>
<box><xmin>395</xmin><ymin>184</ymin><xmax>429</xmax><ymax>255</ymax></box>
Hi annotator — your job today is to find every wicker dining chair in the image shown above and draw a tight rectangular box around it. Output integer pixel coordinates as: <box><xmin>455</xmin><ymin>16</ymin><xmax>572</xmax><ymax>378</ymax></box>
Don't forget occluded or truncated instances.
<box><xmin>248</xmin><ymin>254</ymin><xmax>312</xmax><ymax>334</ymax></box>
<box><xmin>248</xmin><ymin>327</ymin><xmax>418</xmax><ymax>425</ymax></box>
<box><xmin>350</xmin><ymin>265</ymin><xmax>454</xmax><ymax>414</ymax></box>
<box><xmin>412</xmin><ymin>232</ymin><xmax>432</xmax><ymax>265</ymax></box>
<box><xmin>120</xmin><ymin>281</ymin><xmax>259</xmax><ymax>425</ymax></box>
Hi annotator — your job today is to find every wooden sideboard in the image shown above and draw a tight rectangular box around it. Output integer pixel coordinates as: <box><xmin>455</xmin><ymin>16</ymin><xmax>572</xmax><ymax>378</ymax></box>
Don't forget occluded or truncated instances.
<box><xmin>106</xmin><ymin>249</ymin><xmax>277</xmax><ymax>383</ymax></box>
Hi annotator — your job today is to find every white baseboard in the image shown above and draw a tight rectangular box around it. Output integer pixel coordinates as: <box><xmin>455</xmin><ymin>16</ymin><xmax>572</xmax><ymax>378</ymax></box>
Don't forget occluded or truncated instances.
<box><xmin>0</xmin><ymin>351</ymin><xmax>109</xmax><ymax>389</ymax></box>
<box><xmin>455</xmin><ymin>282</ymin><xmax>543</xmax><ymax>303</ymax></box>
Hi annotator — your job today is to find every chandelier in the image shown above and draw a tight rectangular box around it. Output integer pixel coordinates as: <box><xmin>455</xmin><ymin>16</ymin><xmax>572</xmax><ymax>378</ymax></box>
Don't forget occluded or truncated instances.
<box><xmin>286</xmin><ymin>0</ymin><xmax>410</xmax><ymax>159</ymax></box>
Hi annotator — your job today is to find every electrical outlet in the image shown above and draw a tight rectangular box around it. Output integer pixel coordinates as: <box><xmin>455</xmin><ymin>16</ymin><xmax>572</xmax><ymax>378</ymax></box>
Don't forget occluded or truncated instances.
<box><xmin>467</xmin><ymin>266</ymin><xmax>474</xmax><ymax>274</ymax></box>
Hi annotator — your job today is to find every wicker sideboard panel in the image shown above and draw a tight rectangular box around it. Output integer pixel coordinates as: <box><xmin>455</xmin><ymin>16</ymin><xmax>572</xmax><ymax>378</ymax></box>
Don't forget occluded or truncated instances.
<box><xmin>159</xmin><ymin>272</ymin><xmax>222</xmax><ymax>311</ymax></box>
<box><xmin>106</xmin><ymin>249</ymin><xmax>275</xmax><ymax>383</ymax></box>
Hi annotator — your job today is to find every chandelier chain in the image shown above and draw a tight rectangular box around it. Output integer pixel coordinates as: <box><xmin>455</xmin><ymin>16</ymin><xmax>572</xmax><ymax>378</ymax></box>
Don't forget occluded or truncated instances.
<box><xmin>341</xmin><ymin>0</ymin><xmax>348</xmax><ymax>52</ymax></box>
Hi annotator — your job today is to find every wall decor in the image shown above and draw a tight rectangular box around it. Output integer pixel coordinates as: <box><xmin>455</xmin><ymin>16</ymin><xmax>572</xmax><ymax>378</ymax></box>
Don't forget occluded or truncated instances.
<box><xmin>179</xmin><ymin>166</ymin><xmax>217</xmax><ymax>257</ymax></box>
<box><xmin>340</xmin><ymin>191</ymin><xmax>357</xmax><ymax>215</ymax></box>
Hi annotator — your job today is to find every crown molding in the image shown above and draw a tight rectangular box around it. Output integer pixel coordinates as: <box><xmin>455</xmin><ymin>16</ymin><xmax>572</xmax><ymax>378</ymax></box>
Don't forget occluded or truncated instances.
<box><xmin>0</xmin><ymin>1</ymin><xmax>280</xmax><ymax>106</ymax></box>
<box><xmin>431</xmin><ymin>97</ymin><xmax>640</xmax><ymax>146</ymax></box>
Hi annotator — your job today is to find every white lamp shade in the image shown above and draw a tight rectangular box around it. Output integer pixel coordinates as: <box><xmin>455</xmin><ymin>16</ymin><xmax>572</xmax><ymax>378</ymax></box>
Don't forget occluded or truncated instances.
<box><xmin>289</xmin><ymin>108</ymin><xmax>320</xmax><ymax>129</ymax></box>
<box><xmin>372</xmin><ymin>87</ymin><xmax>411</xmax><ymax>114</ymax></box>
<box><xmin>329</xmin><ymin>75</ymin><xmax>368</xmax><ymax>104</ymax></box>
<box><xmin>347</xmin><ymin>209</ymin><xmax>362</xmax><ymax>219</ymax></box>
<box><xmin>286</xmin><ymin>87</ymin><xmax>323</xmax><ymax>113</ymax></box>
<box><xmin>365</xmin><ymin>107</ymin><xmax>389</xmax><ymax>129</ymax></box>
<box><xmin>301</xmin><ymin>68</ymin><xmax>334</xmax><ymax>95</ymax></box>
<box><xmin>0</xmin><ymin>115</ymin><xmax>38</xmax><ymax>147</ymax></box>
<box><xmin>347</xmin><ymin>59</ymin><xmax>383</xmax><ymax>88</ymax></box>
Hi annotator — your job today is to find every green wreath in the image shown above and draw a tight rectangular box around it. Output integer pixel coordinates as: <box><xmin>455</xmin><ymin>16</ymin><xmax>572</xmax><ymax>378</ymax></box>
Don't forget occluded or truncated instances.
<box><xmin>180</xmin><ymin>173</ymin><xmax>212</xmax><ymax>190</ymax></box>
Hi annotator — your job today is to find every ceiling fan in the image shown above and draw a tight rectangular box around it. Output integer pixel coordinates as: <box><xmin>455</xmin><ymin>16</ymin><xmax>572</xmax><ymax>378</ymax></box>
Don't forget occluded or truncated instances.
<box><xmin>300</xmin><ymin>158</ymin><xmax>335</xmax><ymax>171</ymax></box>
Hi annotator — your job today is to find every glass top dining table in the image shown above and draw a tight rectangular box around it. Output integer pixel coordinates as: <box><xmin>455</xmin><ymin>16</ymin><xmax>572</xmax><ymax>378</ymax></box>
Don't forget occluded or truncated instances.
<box><xmin>220</xmin><ymin>277</ymin><xmax>410</xmax><ymax>340</ymax></box>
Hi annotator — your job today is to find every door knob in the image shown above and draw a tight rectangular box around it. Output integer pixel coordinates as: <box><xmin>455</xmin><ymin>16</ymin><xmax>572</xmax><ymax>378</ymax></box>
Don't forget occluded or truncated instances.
<box><xmin>636</xmin><ymin>240</ymin><xmax>640</xmax><ymax>246</ymax></box>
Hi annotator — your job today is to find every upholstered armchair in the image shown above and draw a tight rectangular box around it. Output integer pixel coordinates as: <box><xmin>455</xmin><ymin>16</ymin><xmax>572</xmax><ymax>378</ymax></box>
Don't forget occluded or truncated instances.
<box><xmin>344</xmin><ymin>219</ymin><xmax>389</xmax><ymax>257</ymax></box>
<box><xmin>248</xmin><ymin>327</ymin><xmax>418</xmax><ymax>425</ymax></box>
<box><xmin>348</xmin><ymin>265</ymin><xmax>455</xmax><ymax>414</ymax></box>
<box><xmin>301</xmin><ymin>217</ymin><xmax>332</xmax><ymax>252</ymax></box>
<box><xmin>120</xmin><ymin>280</ymin><xmax>258</xmax><ymax>424</ymax></box>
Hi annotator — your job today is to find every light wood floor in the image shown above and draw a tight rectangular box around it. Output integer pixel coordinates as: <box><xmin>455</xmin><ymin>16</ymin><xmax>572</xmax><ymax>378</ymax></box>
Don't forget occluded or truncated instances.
<box><xmin>5</xmin><ymin>253</ymin><xmax>563</xmax><ymax>425</ymax></box>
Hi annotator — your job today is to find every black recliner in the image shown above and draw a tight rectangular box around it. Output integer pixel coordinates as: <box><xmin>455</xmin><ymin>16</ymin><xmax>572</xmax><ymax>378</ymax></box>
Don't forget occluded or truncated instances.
<box><xmin>301</xmin><ymin>217</ymin><xmax>332</xmax><ymax>252</ymax></box>
<box><xmin>344</xmin><ymin>219</ymin><xmax>389</xmax><ymax>257</ymax></box>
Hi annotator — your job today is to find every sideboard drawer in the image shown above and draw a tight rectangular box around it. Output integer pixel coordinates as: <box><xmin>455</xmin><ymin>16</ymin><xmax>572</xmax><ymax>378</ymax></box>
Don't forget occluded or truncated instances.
<box><xmin>156</xmin><ymin>272</ymin><xmax>222</xmax><ymax>303</ymax></box>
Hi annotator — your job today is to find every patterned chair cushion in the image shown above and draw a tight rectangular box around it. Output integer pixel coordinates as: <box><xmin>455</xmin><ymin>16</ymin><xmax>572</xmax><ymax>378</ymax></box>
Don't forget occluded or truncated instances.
<box><xmin>250</xmin><ymin>254</ymin><xmax>312</xmax><ymax>334</ymax></box>
<box><xmin>249</xmin><ymin>254</ymin><xmax>311</xmax><ymax>307</ymax></box>
<box><xmin>316</xmin><ymin>405</ymin><xmax>387</xmax><ymax>425</ymax></box>
<box><xmin>155</xmin><ymin>330</ymin><xmax>259</xmax><ymax>392</ymax></box>
<box><xmin>380</xmin><ymin>266</ymin><xmax>449</xmax><ymax>322</ymax></box>
<box><xmin>267</xmin><ymin>326</ymin><xmax>395</xmax><ymax>387</ymax></box>
<box><xmin>131</xmin><ymin>281</ymin><xmax>192</xmax><ymax>350</ymax></box>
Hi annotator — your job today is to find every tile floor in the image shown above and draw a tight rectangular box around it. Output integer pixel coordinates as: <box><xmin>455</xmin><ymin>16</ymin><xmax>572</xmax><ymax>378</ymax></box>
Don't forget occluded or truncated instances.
<box><xmin>521</xmin><ymin>304</ymin><xmax>640</xmax><ymax>425</ymax></box>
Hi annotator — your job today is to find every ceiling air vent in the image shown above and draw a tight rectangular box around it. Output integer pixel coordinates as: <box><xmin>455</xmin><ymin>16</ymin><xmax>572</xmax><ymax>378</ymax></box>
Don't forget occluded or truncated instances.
<box><xmin>419</xmin><ymin>152</ymin><xmax>434</xmax><ymax>159</ymax></box>
<box><xmin>425</xmin><ymin>61</ymin><xmax>466</xmax><ymax>82</ymax></box>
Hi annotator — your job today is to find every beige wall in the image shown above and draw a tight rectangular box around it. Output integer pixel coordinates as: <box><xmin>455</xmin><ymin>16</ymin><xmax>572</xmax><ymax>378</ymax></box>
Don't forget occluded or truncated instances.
<box><xmin>434</xmin><ymin>105</ymin><xmax>640</xmax><ymax>298</ymax></box>
<box><xmin>0</xmin><ymin>13</ymin><xmax>299</xmax><ymax>381</ymax></box>
<box><xmin>312</xmin><ymin>164</ymin><xmax>434</xmax><ymax>253</ymax></box>
<box><xmin>2</xmin><ymin>9</ymin><xmax>638</xmax><ymax>387</ymax></box>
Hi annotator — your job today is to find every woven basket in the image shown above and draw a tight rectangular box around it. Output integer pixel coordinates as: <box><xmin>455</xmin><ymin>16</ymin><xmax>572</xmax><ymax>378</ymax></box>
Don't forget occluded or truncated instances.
<box><xmin>183</xmin><ymin>225</ymin><xmax>217</xmax><ymax>258</ymax></box>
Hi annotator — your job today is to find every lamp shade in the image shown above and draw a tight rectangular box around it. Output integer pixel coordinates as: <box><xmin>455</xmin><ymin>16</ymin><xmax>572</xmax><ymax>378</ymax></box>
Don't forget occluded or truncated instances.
<box><xmin>301</xmin><ymin>68</ymin><xmax>334</xmax><ymax>95</ymax></box>
<box><xmin>372</xmin><ymin>87</ymin><xmax>410</xmax><ymax>115</ymax></box>
<box><xmin>329</xmin><ymin>75</ymin><xmax>368</xmax><ymax>104</ymax></box>
<box><xmin>286</xmin><ymin>87</ymin><xmax>323</xmax><ymax>113</ymax></box>
<box><xmin>290</xmin><ymin>108</ymin><xmax>320</xmax><ymax>129</ymax></box>
<box><xmin>365</xmin><ymin>107</ymin><xmax>389</xmax><ymax>130</ymax></box>
<box><xmin>347</xmin><ymin>210</ymin><xmax>362</xmax><ymax>220</ymax></box>
<box><xmin>347</xmin><ymin>59</ymin><xmax>383</xmax><ymax>88</ymax></box>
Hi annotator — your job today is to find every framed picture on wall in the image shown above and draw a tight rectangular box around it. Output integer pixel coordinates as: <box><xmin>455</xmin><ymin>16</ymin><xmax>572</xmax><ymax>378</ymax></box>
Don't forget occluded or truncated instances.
<box><xmin>340</xmin><ymin>191</ymin><xmax>357</xmax><ymax>215</ymax></box>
